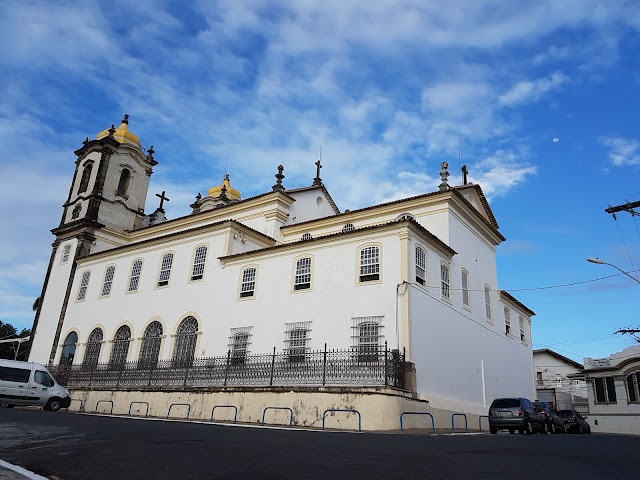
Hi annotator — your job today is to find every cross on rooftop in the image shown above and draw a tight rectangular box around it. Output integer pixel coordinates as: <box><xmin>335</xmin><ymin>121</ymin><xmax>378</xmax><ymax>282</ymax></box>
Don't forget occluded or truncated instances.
<box><xmin>156</xmin><ymin>191</ymin><xmax>170</xmax><ymax>211</ymax></box>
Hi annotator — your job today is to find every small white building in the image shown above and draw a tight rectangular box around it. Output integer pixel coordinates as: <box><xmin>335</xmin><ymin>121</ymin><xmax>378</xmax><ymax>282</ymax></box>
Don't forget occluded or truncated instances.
<box><xmin>582</xmin><ymin>345</ymin><xmax>640</xmax><ymax>435</ymax></box>
<box><xmin>28</xmin><ymin>116</ymin><xmax>536</xmax><ymax>429</ymax></box>
<box><xmin>533</xmin><ymin>348</ymin><xmax>587</xmax><ymax>410</ymax></box>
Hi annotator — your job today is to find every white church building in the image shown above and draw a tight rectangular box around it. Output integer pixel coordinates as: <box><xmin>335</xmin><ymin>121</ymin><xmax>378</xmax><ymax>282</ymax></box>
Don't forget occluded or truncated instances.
<box><xmin>29</xmin><ymin>116</ymin><xmax>535</xmax><ymax>430</ymax></box>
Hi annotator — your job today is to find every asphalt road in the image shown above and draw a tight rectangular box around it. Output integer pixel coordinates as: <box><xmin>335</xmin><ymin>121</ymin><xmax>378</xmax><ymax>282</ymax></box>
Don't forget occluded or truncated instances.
<box><xmin>0</xmin><ymin>408</ymin><xmax>637</xmax><ymax>480</ymax></box>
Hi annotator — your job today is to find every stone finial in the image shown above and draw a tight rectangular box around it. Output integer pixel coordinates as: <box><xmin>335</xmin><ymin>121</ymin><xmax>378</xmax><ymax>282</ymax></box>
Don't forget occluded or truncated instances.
<box><xmin>313</xmin><ymin>159</ymin><xmax>323</xmax><ymax>186</ymax></box>
<box><xmin>220</xmin><ymin>183</ymin><xmax>228</xmax><ymax>200</ymax></box>
<box><xmin>83</xmin><ymin>136</ymin><xmax>90</xmax><ymax>145</ymax></box>
<box><xmin>438</xmin><ymin>161</ymin><xmax>450</xmax><ymax>192</ymax></box>
<box><xmin>107</xmin><ymin>125</ymin><xmax>116</xmax><ymax>137</ymax></box>
<box><xmin>196</xmin><ymin>192</ymin><xmax>202</xmax><ymax>200</ymax></box>
<box><xmin>272</xmin><ymin>165</ymin><xmax>285</xmax><ymax>192</ymax></box>
<box><xmin>147</xmin><ymin>145</ymin><xmax>155</xmax><ymax>161</ymax></box>
<box><xmin>462</xmin><ymin>165</ymin><xmax>468</xmax><ymax>185</ymax></box>
<box><xmin>122</xmin><ymin>114</ymin><xmax>129</xmax><ymax>124</ymax></box>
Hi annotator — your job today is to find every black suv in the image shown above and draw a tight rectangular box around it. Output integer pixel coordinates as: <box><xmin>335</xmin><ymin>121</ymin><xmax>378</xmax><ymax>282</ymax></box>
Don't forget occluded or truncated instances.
<box><xmin>558</xmin><ymin>409</ymin><xmax>591</xmax><ymax>434</ymax></box>
<box><xmin>532</xmin><ymin>401</ymin><xmax>564</xmax><ymax>434</ymax></box>
<box><xmin>488</xmin><ymin>397</ymin><xmax>547</xmax><ymax>434</ymax></box>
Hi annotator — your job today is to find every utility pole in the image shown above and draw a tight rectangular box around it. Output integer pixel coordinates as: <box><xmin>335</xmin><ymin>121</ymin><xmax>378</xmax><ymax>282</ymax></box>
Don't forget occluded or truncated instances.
<box><xmin>615</xmin><ymin>329</ymin><xmax>640</xmax><ymax>342</ymax></box>
<box><xmin>605</xmin><ymin>201</ymin><xmax>640</xmax><ymax>217</ymax></box>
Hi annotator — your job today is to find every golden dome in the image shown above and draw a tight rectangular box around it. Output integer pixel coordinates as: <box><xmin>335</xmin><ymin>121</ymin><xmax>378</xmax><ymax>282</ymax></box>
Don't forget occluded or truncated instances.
<box><xmin>208</xmin><ymin>174</ymin><xmax>241</xmax><ymax>200</ymax></box>
<box><xmin>96</xmin><ymin>114</ymin><xmax>141</xmax><ymax>149</ymax></box>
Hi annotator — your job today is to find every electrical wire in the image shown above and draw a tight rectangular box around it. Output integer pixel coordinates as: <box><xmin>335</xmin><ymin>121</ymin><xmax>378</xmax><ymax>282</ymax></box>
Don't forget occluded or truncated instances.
<box><xmin>614</xmin><ymin>214</ymin><xmax>640</xmax><ymax>281</ymax></box>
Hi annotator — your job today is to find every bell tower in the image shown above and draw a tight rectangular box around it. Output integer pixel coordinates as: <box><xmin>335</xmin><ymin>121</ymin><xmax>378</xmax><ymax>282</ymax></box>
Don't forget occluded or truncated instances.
<box><xmin>29</xmin><ymin>115</ymin><xmax>158</xmax><ymax>364</ymax></box>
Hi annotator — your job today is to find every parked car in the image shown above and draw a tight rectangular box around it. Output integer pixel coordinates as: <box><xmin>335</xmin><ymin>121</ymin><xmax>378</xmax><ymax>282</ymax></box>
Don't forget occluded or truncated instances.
<box><xmin>558</xmin><ymin>409</ymin><xmax>591</xmax><ymax>434</ymax></box>
<box><xmin>488</xmin><ymin>397</ymin><xmax>548</xmax><ymax>434</ymax></box>
<box><xmin>533</xmin><ymin>401</ymin><xmax>564</xmax><ymax>434</ymax></box>
<box><xmin>0</xmin><ymin>359</ymin><xmax>71</xmax><ymax>411</ymax></box>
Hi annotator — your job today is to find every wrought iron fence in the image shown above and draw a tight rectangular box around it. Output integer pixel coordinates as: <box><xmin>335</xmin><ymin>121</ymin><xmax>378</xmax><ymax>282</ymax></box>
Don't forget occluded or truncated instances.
<box><xmin>49</xmin><ymin>342</ymin><xmax>406</xmax><ymax>390</ymax></box>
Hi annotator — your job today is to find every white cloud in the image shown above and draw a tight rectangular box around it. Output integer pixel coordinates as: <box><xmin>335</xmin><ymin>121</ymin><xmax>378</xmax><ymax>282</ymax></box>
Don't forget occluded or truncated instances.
<box><xmin>600</xmin><ymin>136</ymin><xmax>640</xmax><ymax>166</ymax></box>
<box><xmin>499</xmin><ymin>71</ymin><xmax>569</xmax><ymax>106</ymax></box>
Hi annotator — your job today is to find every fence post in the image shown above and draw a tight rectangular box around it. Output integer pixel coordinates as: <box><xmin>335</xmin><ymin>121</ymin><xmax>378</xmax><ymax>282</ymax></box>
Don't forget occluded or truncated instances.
<box><xmin>269</xmin><ymin>346</ymin><xmax>276</xmax><ymax>386</ymax></box>
<box><xmin>322</xmin><ymin>343</ymin><xmax>327</xmax><ymax>386</ymax></box>
<box><xmin>116</xmin><ymin>363</ymin><xmax>124</xmax><ymax>389</ymax></box>
<box><xmin>88</xmin><ymin>364</ymin><xmax>95</xmax><ymax>386</ymax></box>
<box><xmin>147</xmin><ymin>361</ymin><xmax>154</xmax><ymax>386</ymax></box>
<box><xmin>183</xmin><ymin>361</ymin><xmax>190</xmax><ymax>386</ymax></box>
<box><xmin>384</xmin><ymin>341</ymin><xmax>388</xmax><ymax>386</ymax></box>
<box><xmin>223</xmin><ymin>350</ymin><xmax>230</xmax><ymax>387</ymax></box>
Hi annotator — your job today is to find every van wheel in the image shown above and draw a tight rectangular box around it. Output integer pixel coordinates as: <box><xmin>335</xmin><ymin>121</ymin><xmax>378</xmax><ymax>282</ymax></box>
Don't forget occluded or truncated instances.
<box><xmin>45</xmin><ymin>398</ymin><xmax>62</xmax><ymax>412</ymax></box>
<box><xmin>0</xmin><ymin>403</ymin><xmax>15</xmax><ymax>408</ymax></box>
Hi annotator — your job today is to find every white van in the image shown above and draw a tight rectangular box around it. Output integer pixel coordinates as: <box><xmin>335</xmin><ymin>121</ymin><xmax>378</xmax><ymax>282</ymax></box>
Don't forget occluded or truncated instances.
<box><xmin>0</xmin><ymin>359</ymin><xmax>71</xmax><ymax>411</ymax></box>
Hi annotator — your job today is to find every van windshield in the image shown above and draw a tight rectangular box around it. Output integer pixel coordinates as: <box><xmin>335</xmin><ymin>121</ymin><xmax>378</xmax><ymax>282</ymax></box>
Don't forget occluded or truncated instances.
<box><xmin>491</xmin><ymin>398</ymin><xmax>520</xmax><ymax>408</ymax></box>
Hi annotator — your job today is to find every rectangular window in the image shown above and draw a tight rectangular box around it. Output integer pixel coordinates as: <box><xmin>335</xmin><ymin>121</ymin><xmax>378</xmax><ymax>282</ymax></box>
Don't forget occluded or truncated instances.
<box><xmin>484</xmin><ymin>285</ymin><xmax>492</xmax><ymax>321</ymax></box>
<box><xmin>627</xmin><ymin>374</ymin><xmax>638</xmax><ymax>403</ymax></box>
<box><xmin>359</xmin><ymin>246</ymin><xmax>380</xmax><ymax>282</ymax></box>
<box><xmin>128</xmin><ymin>259</ymin><xmax>143</xmax><ymax>292</ymax></box>
<box><xmin>77</xmin><ymin>270</ymin><xmax>91</xmax><ymax>301</ymax></box>
<box><xmin>440</xmin><ymin>263</ymin><xmax>450</xmax><ymax>299</ymax></box>
<box><xmin>504</xmin><ymin>306</ymin><xmax>511</xmax><ymax>335</ymax></box>
<box><xmin>229</xmin><ymin>327</ymin><xmax>252</xmax><ymax>366</ymax></box>
<box><xmin>101</xmin><ymin>265</ymin><xmax>115</xmax><ymax>297</ymax></box>
<box><xmin>294</xmin><ymin>257</ymin><xmax>312</xmax><ymax>290</ymax></box>
<box><xmin>415</xmin><ymin>247</ymin><xmax>426</xmax><ymax>286</ymax></box>
<box><xmin>594</xmin><ymin>376</ymin><xmax>617</xmax><ymax>404</ymax></box>
<box><xmin>352</xmin><ymin>316</ymin><xmax>383</xmax><ymax>363</ymax></box>
<box><xmin>191</xmin><ymin>246</ymin><xmax>208</xmax><ymax>281</ymax></box>
<box><xmin>285</xmin><ymin>322</ymin><xmax>311</xmax><ymax>362</ymax></box>
<box><xmin>536</xmin><ymin>371</ymin><xmax>543</xmax><ymax>386</ymax></box>
<box><xmin>158</xmin><ymin>253</ymin><xmax>174</xmax><ymax>287</ymax></box>
<box><xmin>519</xmin><ymin>316</ymin><xmax>526</xmax><ymax>343</ymax></box>
<box><xmin>62</xmin><ymin>244</ymin><xmax>72</xmax><ymax>263</ymax></box>
<box><xmin>240</xmin><ymin>267</ymin><xmax>256</xmax><ymax>297</ymax></box>
<box><xmin>0</xmin><ymin>366</ymin><xmax>31</xmax><ymax>383</ymax></box>
<box><xmin>461</xmin><ymin>268</ymin><xmax>469</xmax><ymax>306</ymax></box>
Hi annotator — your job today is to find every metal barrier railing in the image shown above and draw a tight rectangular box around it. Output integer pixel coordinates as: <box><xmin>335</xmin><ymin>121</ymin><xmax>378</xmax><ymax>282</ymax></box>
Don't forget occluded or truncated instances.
<box><xmin>95</xmin><ymin>400</ymin><xmax>114</xmax><ymax>414</ymax></box>
<box><xmin>166</xmin><ymin>403</ymin><xmax>191</xmax><ymax>420</ymax></box>
<box><xmin>262</xmin><ymin>407</ymin><xmax>294</xmax><ymax>426</ymax></box>
<box><xmin>400</xmin><ymin>412</ymin><xmax>435</xmax><ymax>433</ymax></box>
<box><xmin>451</xmin><ymin>413</ymin><xmax>468</xmax><ymax>433</ymax></box>
<box><xmin>128</xmin><ymin>401</ymin><xmax>150</xmax><ymax>418</ymax></box>
<box><xmin>66</xmin><ymin>398</ymin><xmax>83</xmax><ymax>412</ymax></box>
<box><xmin>478</xmin><ymin>415</ymin><xmax>489</xmax><ymax>432</ymax></box>
<box><xmin>322</xmin><ymin>409</ymin><xmax>362</xmax><ymax>432</ymax></box>
<box><xmin>211</xmin><ymin>405</ymin><xmax>238</xmax><ymax>423</ymax></box>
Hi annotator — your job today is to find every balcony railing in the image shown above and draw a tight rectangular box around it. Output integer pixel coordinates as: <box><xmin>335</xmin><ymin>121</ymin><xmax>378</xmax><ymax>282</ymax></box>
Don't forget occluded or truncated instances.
<box><xmin>49</xmin><ymin>343</ymin><xmax>406</xmax><ymax>390</ymax></box>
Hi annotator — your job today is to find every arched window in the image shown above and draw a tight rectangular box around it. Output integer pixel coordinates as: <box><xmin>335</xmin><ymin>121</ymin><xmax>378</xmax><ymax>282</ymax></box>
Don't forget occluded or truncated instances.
<box><xmin>172</xmin><ymin>316</ymin><xmax>198</xmax><ymax>367</ymax></box>
<box><xmin>461</xmin><ymin>268</ymin><xmax>470</xmax><ymax>307</ymax></box>
<box><xmin>77</xmin><ymin>270</ymin><xmax>91</xmax><ymax>301</ymax></box>
<box><xmin>157</xmin><ymin>253</ymin><xmax>174</xmax><ymax>287</ymax></box>
<box><xmin>440</xmin><ymin>263</ymin><xmax>450</xmax><ymax>300</ymax></box>
<box><xmin>484</xmin><ymin>284</ymin><xmax>492</xmax><ymax>321</ymax></box>
<box><xmin>415</xmin><ymin>247</ymin><xmax>426</xmax><ymax>285</ymax></box>
<box><xmin>101</xmin><ymin>265</ymin><xmax>116</xmax><ymax>297</ymax></box>
<box><xmin>359</xmin><ymin>245</ymin><xmax>380</xmax><ymax>282</ymax></box>
<box><xmin>78</xmin><ymin>162</ymin><xmax>93</xmax><ymax>194</ymax></box>
<box><xmin>109</xmin><ymin>325</ymin><xmax>131</xmax><ymax>369</ymax></box>
<box><xmin>82</xmin><ymin>328</ymin><xmax>103</xmax><ymax>369</ymax></box>
<box><xmin>294</xmin><ymin>257</ymin><xmax>312</xmax><ymax>290</ymax></box>
<box><xmin>191</xmin><ymin>246</ymin><xmax>208</xmax><ymax>281</ymax></box>
<box><xmin>342</xmin><ymin>223</ymin><xmax>355</xmax><ymax>233</ymax></box>
<box><xmin>60</xmin><ymin>332</ymin><xmax>78</xmax><ymax>366</ymax></box>
<box><xmin>301</xmin><ymin>233</ymin><xmax>313</xmax><ymax>241</ymax></box>
<box><xmin>116</xmin><ymin>169</ymin><xmax>131</xmax><ymax>197</ymax></box>
<box><xmin>128</xmin><ymin>259</ymin><xmax>143</xmax><ymax>292</ymax></box>
<box><xmin>138</xmin><ymin>321</ymin><xmax>163</xmax><ymax>368</ymax></box>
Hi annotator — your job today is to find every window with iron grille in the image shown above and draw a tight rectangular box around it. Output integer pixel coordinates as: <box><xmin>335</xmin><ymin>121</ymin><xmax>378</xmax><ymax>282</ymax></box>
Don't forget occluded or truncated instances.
<box><xmin>77</xmin><ymin>270</ymin><xmax>91</xmax><ymax>301</ymax></box>
<box><xmin>284</xmin><ymin>322</ymin><xmax>311</xmax><ymax>362</ymax></box>
<box><xmin>191</xmin><ymin>245</ymin><xmax>208</xmax><ymax>281</ymax></box>
<box><xmin>415</xmin><ymin>247</ymin><xmax>426</xmax><ymax>286</ymax></box>
<box><xmin>461</xmin><ymin>268</ymin><xmax>470</xmax><ymax>307</ymax></box>
<box><xmin>172</xmin><ymin>316</ymin><xmax>198</xmax><ymax>367</ymax></box>
<box><xmin>294</xmin><ymin>257</ymin><xmax>312</xmax><ymax>290</ymax></box>
<box><xmin>138</xmin><ymin>321</ymin><xmax>163</xmax><ymax>368</ymax></box>
<box><xmin>128</xmin><ymin>259</ymin><xmax>143</xmax><ymax>293</ymax></box>
<box><xmin>504</xmin><ymin>306</ymin><xmax>511</xmax><ymax>335</ymax></box>
<box><xmin>240</xmin><ymin>267</ymin><xmax>256</xmax><ymax>297</ymax></box>
<box><xmin>352</xmin><ymin>316</ymin><xmax>383</xmax><ymax>362</ymax></box>
<box><xmin>101</xmin><ymin>265</ymin><xmax>116</xmax><ymax>297</ymax></box>
<box><xmin>229</xmin><ymin>327</ymin><xmax>252</xmax><ymax>365</ymax></box>
<box><xmin>109</xmin><ymin>325</ymin><xmax>131</xmax><ymax>368</ymax></box>
<box><xmin>60</xmin><ymin>331</ymin><xmax>78</xmax><ymax>366</ymax></box>
<box><xmin>359</xmin><ymin>246</ymin><xmax>380</xmax><ymax>282</ymax></box>
<box><xmin>157</xmin><ymin>253</ymin><xmax>174</xmax><ymax>287</ymax></box>
<box><xmin>82</xmin><ymin>328</ymin><xmax>103</xmax><ymax>369</ymax></box>
<box><xmin>61</xmin><ymin>244</ymin><xmax>72</xmax><ymax>263</ymax></box>
<box><xmin>342</xmin><ymin>223</ymin><xmax>355</xmax><ymax>233</ymax></box>
<box><xmin>594</xmin><ymin>376</ymin><xmax>617</xmax><ymax>404</ymax></box>
<box><xmin>440</xmin><ymin>263</ymin><xmax>450</xmax><ymax>300</ymax></box>
<box><xmin>484</xmin><ymin>284</ymin><xmax>492</xmax><ymax>321</ymax></box>
<box><xmin>519</xmin><ymin>315</ymin><xmax>526</xmax><ymax>343</ymax></box>
<box><xmin>626</xmin><ymin>372</ymin><xmax>640</xmax><ymax>403</ymax></box>
<box><xmin>301</xmin><ymin>233</ymin><xmax>313</xmax><ymax>241</ymax></box>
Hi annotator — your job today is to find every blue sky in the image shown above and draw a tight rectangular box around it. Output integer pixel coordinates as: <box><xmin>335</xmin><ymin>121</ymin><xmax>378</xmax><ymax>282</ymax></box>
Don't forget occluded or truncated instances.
<box><xmin>1</xmin><ymin>1</ymin><xmax>640</xmax><ymax>362</ymax></box>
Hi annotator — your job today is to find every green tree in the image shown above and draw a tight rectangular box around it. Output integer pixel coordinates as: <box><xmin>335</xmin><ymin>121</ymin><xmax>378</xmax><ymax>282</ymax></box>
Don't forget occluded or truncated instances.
<box><xmin>0</xmin><ymin>321</ymin><xmax>31</xmax><ymax>361</ymax></box>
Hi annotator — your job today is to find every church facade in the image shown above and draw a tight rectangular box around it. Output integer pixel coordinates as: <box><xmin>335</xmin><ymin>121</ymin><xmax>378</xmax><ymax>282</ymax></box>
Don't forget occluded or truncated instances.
<box><xmin>29</xmin><ymin>116</ymin><xmax>535</xmax><ymax>429</ymax></box>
